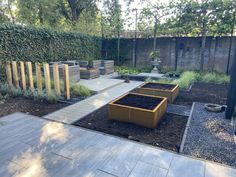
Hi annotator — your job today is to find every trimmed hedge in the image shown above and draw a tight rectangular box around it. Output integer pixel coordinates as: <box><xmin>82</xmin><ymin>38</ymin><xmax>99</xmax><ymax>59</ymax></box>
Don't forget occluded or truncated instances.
<box><xmin>0</xmin><ymin>24</ymin><xmax>102</xmax><ymax>62</ymax></box>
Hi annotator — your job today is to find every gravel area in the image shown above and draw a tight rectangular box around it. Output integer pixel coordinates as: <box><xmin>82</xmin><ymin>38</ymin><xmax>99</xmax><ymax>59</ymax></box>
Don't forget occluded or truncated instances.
<box><xmin>183</xmin><ymin>102</ymin><xmax>236</xmax><ymax>167</ymax></box>
<box><xmin>166</xmin><ymin>104</ymin><xmax>191</xmax><ymax>116</ymax></box>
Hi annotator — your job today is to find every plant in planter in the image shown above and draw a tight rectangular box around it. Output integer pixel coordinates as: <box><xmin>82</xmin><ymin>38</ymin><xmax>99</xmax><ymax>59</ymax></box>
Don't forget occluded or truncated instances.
<box><xmin>149</xmin><ymin>50</ymin><xmax>161</xmax><ymax>73</ymax></box>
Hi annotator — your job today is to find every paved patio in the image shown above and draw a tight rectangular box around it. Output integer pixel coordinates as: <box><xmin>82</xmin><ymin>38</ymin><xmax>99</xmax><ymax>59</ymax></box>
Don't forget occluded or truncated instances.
<box><xmin>0</xmin><ymin>113</ymin><xmax>236</xmax><ymax>177</ymax></box>
<box><xmin>44</xmin><ymin>81</ymin><xmax>143</xmax><ymax>124</ymax></box>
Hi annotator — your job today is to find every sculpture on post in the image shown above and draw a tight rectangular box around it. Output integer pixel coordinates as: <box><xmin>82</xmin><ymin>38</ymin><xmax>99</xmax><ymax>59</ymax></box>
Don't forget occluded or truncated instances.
<box><xmin>149</xmin><ymin>50</ymin><xmax>161</xmax><ymax>73</ymax></box>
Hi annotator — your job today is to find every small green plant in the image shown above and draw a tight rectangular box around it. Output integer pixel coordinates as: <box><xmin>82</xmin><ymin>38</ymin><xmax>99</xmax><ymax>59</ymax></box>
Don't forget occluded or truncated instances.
<box><xmin>0</xmin><ymin>83</ymin><xmax>10</xmax><ymax>95</ymax></box>
<box><xmin>33</xmin><ymin>90</ymin><xmax>46</xmax><ymax>102</ymax></box>
<box><xmin>23</xmin><ymin>89</ymin><xmax>33</xmax><ymax>98</ymax></box>
<box><xmin>9</xmin><ymin>87</ymin><xmax>23</xmax><ymax>97</ymax></box>
<box><xmin>149</xmin><ymin>50</ymin><xmax>160</xmax><ymax>60</ymax></box>
<box><xmin>47</xmin><ymin>90</ymin><xmax>60</xmax><ymax>103</ymax></box>
<box><xmin>70</xmin><ymin>84</ymin><xmax>91</xmax><ymax>97</ymax></box>
<box><xmin>201</xmin><ymin>72</ymin><xmax>229</xmax><ymax>84</ymax></box>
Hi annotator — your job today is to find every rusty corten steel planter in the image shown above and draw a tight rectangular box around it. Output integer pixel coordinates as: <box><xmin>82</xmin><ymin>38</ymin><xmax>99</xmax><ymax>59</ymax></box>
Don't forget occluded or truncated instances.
<box><xmin>136</xmin><ymin>82</ymin><xmax>179</xmax><ymax>103</ymax></box>
<box><xmin>108</xmin><ymin>93</ymin><xmax>167</xmax><ymax>128</ymax></box>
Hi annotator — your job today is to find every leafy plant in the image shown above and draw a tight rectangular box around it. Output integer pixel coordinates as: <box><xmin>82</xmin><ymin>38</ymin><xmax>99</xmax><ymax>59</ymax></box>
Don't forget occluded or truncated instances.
<box><xmin>149</xmin><ymin>50</ymin><xmax>160</xmax><ymax>60</ymax></box>
<box><xmin>23</xmin><ymin>89</ymin><xmax>33</xmax><ymax>98</ymax></box>
<box><xmin>70</xmin><ymin>84</ymin><xmax>91</xmax><ymax>97</ymax></box>
<box><xmin>9</xmin><ymin>87</ymin><xmax>23</xmax><ymax>97</ymax></box>
<box><xmin>201</xmin><ymin>72</ymin><xmax>229</xmax><ymax>84</ymax></box>
<box><xmin>0</xmin><ymin>83</ymin><xmax>10</xmax><ymax>95</ymax></box>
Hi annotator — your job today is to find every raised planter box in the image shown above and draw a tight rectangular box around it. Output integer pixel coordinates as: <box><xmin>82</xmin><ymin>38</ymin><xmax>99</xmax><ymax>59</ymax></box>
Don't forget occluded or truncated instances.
<box><xmin>136</xmin><ymin>82</ymin><xmax>179</xmax><ymax>103</ymax></box>
<box><xmin>80</xmin><ymin>68</ymin><xmax>100</xmax><ymax>79</ymax></box>
<box><xmin>49</xmin><ymin>64</ymin><xmax>80</xmax><ymax>83</ymax></box>
<box><xmin>108</xmin><ymin>93</ymin><xmax>167</xmax><ymax>128</ymax></box>
<box><xmin>100</xmin><ymin>60</ymin><xmax>114</xmax><ymax>75</ymax></box>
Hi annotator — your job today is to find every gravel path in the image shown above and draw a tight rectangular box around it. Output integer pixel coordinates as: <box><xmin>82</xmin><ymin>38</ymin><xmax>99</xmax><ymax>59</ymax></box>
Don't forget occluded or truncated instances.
<box><xmin>183</xmin><ymin>102</ymin><xmax>236</xmax><ymax>167</ymax></box>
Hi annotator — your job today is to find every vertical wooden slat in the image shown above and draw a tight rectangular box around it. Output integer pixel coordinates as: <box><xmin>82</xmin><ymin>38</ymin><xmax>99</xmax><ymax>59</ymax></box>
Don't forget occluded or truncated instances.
<box><xmin>26</xmin><ymin>62</ymin><xmax>34</xmax><ymax>92</ymax></box>
<box><xmin>35</xmin><ymin>63</ymin><xmax>43</xmax><ymax>92</ymax></box>
<box><xmin>63</xmin><ymin>64</ymin><xmax>70</xmax><ymax>100</ymax></box>
<box><xmin>44</xmin><ymin>63</ymin><xmax>51</xmax><ymax>94</ymax></box>
<box><xmin>5</xmin><ymin>61</ymin><xmax>13</xmax><ymax>87</ymax></box>
<box><xmin>20</xmin><ymin>61</ymin><xmax>26</xmax><ymax>90</ymax></box>
<box><xmin>12</xmin><ymin>61</ymin><xmax>19</xmax><ymax>88</ymax></box>
<box><xmin>53</xmin><ymin>64</ymin><xmax>60</xmax><ymax>95</ymax></box>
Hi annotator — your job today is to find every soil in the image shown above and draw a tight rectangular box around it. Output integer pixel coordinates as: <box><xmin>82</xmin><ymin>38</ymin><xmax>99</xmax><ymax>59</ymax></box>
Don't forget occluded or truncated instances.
<box><xmin>114</xmin><ymin>94</ymin><xmax>163</xmax><ymax>110</ymax></box>
<box><xmin>0</xmin><ymin>97</ymin><xmax>68</xmax><ymax>117</ymax></box>
<box><xmin>175</xmin><ymin>82</ymin><xmax>228</xmax><ymax>106</ymax></box>
<box><xmin>142</xmin><ymin>83</ymin><xmax>176</xmax><ymax>90</ymax></box>
<box><xmin>74</xmin><ymin>106</ymin><xmax>188</xmax><ymax>152</ymax></box>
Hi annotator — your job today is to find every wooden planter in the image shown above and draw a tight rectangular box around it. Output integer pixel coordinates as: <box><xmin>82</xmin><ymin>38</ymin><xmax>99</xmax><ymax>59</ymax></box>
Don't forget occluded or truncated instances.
<box><xmin>80</xmin><ymin>68</ymin><xmax>100</xmax><ymax>79</ymax></box>
<box><xmin>108</xmin><ymin>93</ymin><xmax>167</xmax><ymax>128</ymax></box>
<box><xmin>136</xmin><ymin>82</ymin><xmax>179</xmax><ymax>103</ymax></box>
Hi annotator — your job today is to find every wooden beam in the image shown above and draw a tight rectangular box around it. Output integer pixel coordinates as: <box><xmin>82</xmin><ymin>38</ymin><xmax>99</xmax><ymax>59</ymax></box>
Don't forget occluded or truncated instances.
<box><xmin>44</xmin><ymin>63</ymin><xmax>51</xmax><ymax>94</ymax></box>
<box><xmin>35</xmin><ymin>63</ymin><xmax>43</xmax><ymax>92</ymax></box>
<box><xmin>26</xmin><ymin>62</ymin><xmax>34</xmax><ymax>92</ymax></box>
<box><xmin>5</xmin><ymin>61</ymin><xmax>13</xmax><ymax>87</ymax></box>
<box><xmin>63</xmin><ymin>64</ymin><xmax>70</xmax><ymax>100</ymax></box>
<box><xmin>12</xmin><ymin>61</ymin><xmax>19</xmax><ymax>88</ymax></box>
<box><xmin>20</xmin><ymin>61</ymin><xmax>26</xmax><ymax>90</ymax></box>
<box><xmin>53</xmin><ymin>64</ymin><xmax>60</xmax><ymax>95</ymax></box>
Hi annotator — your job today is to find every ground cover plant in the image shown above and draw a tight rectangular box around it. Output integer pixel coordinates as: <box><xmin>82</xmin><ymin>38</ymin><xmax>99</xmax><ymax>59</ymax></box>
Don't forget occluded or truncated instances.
<box><xmin>115</xmin><ymin>66</ymin><xmax>141</xmax><ymax>75</ymax></box>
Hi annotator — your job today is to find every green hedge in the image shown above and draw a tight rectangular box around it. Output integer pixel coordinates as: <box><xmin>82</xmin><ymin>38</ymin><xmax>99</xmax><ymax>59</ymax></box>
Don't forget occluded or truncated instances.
<box><xmin>0</xmin><ymin>24</ymin><xmax>102</xmax><ymax>62</ymax></box>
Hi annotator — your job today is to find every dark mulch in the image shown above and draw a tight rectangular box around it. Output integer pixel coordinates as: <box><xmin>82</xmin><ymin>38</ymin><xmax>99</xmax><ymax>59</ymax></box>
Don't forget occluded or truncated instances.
<box><xmin>142</xmin><ymin>83</ymin><xmax>176</xmax><ymax>90</ymax></box>
<box><xmin>74</xmin><ymin>105</ymin><xmax>188</xmax><ymax>152</ymax></box>
<box><xmin>175</xmin><ymin>82</ymin><xmax>228</xmax><ymax>106</ymax></box>
<box><xmin>114</xmin><ymin>94</ymin><xmax>163</xmax><ymax>110</ymax></box>
<box><xmin>0</xmin><ymin>97</ymin><xmax>68</xmax><ymax>117</ymax></box>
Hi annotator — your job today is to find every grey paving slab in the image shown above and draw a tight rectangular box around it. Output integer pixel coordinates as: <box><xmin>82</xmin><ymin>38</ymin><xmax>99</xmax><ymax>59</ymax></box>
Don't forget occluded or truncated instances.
<box><xmin>129</xmin><ymin>161</ymin><xmax>167</xmax><ymax>177</ymax></box>
<box><xmin>0</xmin><ymin>161</ymin><xmax>24</xmax><ymax>177</ymax></box>
<box><xmin>167</xmin><ymin>155</ymin><xmax>205</xmax><ymax>177</ymax></box>
<box><xmin>1</xmin><ymin>113</ymin><xmax>236</xmax><ymax>177</ymax></box>
<box><xmin>79</xmin><ymin>78</ymin><xmax>124</xmax><ymax>92</ymax></box>
<box><xmin>140</xmin><ymin>146</ymin><xmax>174</xmax><ymax>169</ymax></box>
<box><xmin>44</xmin><ymin>81</ymin><xmax>143</xmax><ymax>124</ymax></box>
<box><xmin>166</xmin><ymin>104</ymin><xmax>191</xmax><ymax>116</ymax></box>
<box><xmin>99</xmin><ymin>142</ymin><xmax>145</xmax><ymax>177</ymax></box>
<box><xmin>205</xmin><ymin>162</ymin><xmax>236</xmax><ymax>177</ymax></box>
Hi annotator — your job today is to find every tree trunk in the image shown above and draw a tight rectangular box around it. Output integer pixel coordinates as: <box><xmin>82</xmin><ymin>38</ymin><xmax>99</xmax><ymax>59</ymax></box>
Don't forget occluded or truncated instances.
<box><xmin>226</xmin><ymin>10</ymin><xmax>235</xmax><ymax>74</ymax></box>
<box><xmin>153</xmin><ymin>15</ymin><xmax>158</xmax><ymax>50</ymax></box>
<box><xmin>67</xmin><ymin>0</ymin><xmax>83</xmax><ymax>22</ymax></box>
<box><xmin>200</xmin><ymin>20</ymin><xmax>206</xmax><ymax>71</ymax></box>
<box><xmin>7</xmin><ymin>0</ymin><xmax>15</xmax><ymax>24</ymax></box>
<box><xmin>117</xmin><ymin>30</ymin><xmax>120</xmax><ymax>65</ymax></box>
<box><xmin>38</xmin><ymin>3</ymin><xmax>44</xmax><ymax>25</ymax></box>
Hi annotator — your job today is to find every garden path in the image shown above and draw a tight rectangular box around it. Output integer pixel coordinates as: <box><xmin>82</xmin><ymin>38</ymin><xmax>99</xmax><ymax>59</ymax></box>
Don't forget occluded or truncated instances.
<box><xmin>0</xmin><ymin>112</ymin><xmax>235</xmax><ymax>177</ymax></box>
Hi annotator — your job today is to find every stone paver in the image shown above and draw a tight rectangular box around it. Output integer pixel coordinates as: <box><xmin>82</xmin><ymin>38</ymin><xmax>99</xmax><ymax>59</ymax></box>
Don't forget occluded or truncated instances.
<box><xmin>44</xmin><ymin>81</ymin><xmax>143</xmax><ymax>124</ymax></box>
<box><xmin>0</xmin><ymin>113</ymin><xmax>236</xmax><ymax>177</ymax></box>
<box><xmin>79</xmin><ymin>78</ymin><xmax>124</xmax><ymax>93</ymax></box>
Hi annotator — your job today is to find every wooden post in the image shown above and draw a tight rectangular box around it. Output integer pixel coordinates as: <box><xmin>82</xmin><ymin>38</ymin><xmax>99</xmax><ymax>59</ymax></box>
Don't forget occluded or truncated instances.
<box><xmin>226</xmin><ymin>46</ymin><xmax>236</xmax><ymax>119</ymax></box>
<box><xmin>44</xmin><ymin>63</ymin><xmax>51</xmax><ymax>94</ymax></box>
<box><xmin>26</xmin><ymin>62</ymin><xmax>34</xmax><ymax>92</ymax></box>
<box><xmin>63</xmin><ymin>64</ymin><xmax>70</xmax><ymax>100</ymax></box>
<box><xmin>53</xmin><ymin>64</ymin><xmax>60</xmax><ymax>95</ymax></box>
<box><xmin>12</xmin><ymin>61</ymin><xmax>19</xmax><ymax>88</ymax></box>
<box><xmin>5</xmin><ymin>61</ymin><xmax>13</xmax><ymax>87</ymax></box>
<box><xmin>35</xmin><ymin>63</ymin><xmax>43</xmax><ymax>92</ymax></box>
<box><xmin>20</xmin><ymin>61</ymin><xmax>26</xmax><ymax>90</ymax></box>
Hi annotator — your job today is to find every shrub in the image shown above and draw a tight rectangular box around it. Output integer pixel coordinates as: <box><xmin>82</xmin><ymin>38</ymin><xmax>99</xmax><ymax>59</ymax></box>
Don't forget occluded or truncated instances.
<box><xmin>47</xmin><ymin>91</ymin><xmax>60</xmax><ymax>103</ymax></box>
<box><xmin>70</xmin><ymin>84</ymin><xmax>91</xmax><ymax>97</ymax></box>
<box><xmin>201</xmin><ymin>72</ymin><xmax>229</xmax><ymax>84</ymax></box>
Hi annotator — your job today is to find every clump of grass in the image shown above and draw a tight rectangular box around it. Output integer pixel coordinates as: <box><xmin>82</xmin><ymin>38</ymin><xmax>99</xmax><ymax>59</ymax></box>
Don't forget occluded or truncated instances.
<box><xmin>171</xmin><ymin>71</ymin><xmax>197</xmax><ymax>89</ymax></box>
<box><xmin>201</xmin><ymin>72</ymin><xmax>229</xmax><ymax>84</ymax></box>
<box><xmin>47</xmin><ymin>90</ymin><xmax>60</xmax><ymax>103</ymax></box>
<box><xmin>70</xmin><ymin>84</ymin><xmax>91</xmax><ymax>97</ymax></box>
<box><xmin>115</xmin><ymin>66</ymin><xmax>141</xmax><ymax>75</ymax></box>
<box><xmin>0</xmin><ymin>83</ymin><xmax>10</xmax><ymax>95</ymax></box>
<box><xmin>9</xmin><ymin>87</ymin><xmax>23</xmax><ymax>97</ymax></box>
